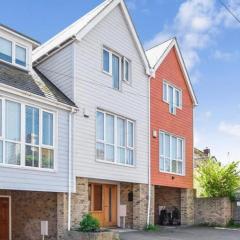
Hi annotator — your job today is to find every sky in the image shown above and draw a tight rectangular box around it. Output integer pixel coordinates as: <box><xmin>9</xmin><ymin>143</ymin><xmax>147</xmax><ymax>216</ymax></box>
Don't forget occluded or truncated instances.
<box><xmin>1</xmin><ymin>0</ymin><xmax>240</xmax><ymax>165</ymax></box>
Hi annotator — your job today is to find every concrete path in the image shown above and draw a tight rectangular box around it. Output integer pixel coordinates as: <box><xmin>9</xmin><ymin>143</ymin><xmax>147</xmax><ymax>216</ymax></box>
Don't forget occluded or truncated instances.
<box><xmin>119</xmin><ymin>226</ymin><xmax>240</xmax><ymax>240</ymax></box>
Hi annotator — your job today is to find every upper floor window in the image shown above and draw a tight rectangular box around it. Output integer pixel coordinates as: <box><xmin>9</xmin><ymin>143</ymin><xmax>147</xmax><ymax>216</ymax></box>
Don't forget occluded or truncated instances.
<box><xmin>163</xmin><ymin>81</ymin><xmax>182</xmax><ymax>114</ymax></box>
<box><xmin>0</xmin><ymin>98</ymin><xmax>55</xmax><ymax>170</ymax></box>
<box><xmin>102</xmin><ymin>47</ymin><xmax>131</xmax><ymax>90</ymax></box>
<box><xmin>159</xmin><ymin>131</ymin><xmax>184</xmax><ymax>175</ymax></box>
<box><xmin>0</xmin><ymin>36</ymin><xmax>27</xmax><ymax>69</ymax></box>
<box><xmin>96</xmin><ymin>110</ymin><xmax>135</xmax><ymax>166</ymax></box>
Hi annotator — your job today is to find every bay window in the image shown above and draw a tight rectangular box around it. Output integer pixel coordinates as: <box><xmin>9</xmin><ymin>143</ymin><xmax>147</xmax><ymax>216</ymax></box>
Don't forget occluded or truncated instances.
<box><xmin>96</xmin><ymin>110</ymin><xmax>135</xmax><ymax>166</ymax></box>
<box><xmin>159</xmin><ymin>131</ymin><xmax>184</xmax><ymax>175</ymax></box>
<box><xmin>163</xmin><ymin>81</ymin><xmax>182</xmax><ymax>114</ymax></box>
<box><xmin>0</xmin><ymin>98</ymin><xmax>55</xmax><ymax>170</ymax></box>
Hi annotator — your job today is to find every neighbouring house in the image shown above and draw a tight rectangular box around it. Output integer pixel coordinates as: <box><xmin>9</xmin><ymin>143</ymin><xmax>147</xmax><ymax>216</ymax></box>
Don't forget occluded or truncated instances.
<box><xmin>146</xmin><ymin>38</ymin><xmax>198</xmax><ymax>225</ymax></box>
<box><xmin>33</xmin><ymin>0</ymin><xmax>152</xmax><ymax>233</ymax></box>
<box><xmin>0</xmin><ymin>24</ymin><xmax>77</xmax><ymax>240</ymax></box>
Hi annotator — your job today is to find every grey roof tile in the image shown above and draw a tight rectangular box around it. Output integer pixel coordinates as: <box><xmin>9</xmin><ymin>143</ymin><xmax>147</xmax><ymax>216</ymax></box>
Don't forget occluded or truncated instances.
<box><xmin>0</xmin><ymin>62</ymin><xmax>77</xmax><ymax>108</ymax></box>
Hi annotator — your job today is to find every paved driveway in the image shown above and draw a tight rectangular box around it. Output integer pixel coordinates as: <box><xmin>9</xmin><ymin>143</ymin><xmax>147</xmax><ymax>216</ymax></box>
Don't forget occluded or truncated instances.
<box><xmin>119</xmin><ymin>226</ymin><xmax>240</xmax><ymax>240</ymax></box>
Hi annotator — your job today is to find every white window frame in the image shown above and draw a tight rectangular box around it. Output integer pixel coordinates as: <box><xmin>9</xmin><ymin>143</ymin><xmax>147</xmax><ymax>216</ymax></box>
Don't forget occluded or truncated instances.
<box><xmin>159</xmin><ymin>131</ymin><xmax>185</xmax><ymax>176</ymax></box>
<box><xmin>0</xmin><ymin>35</ymin><xmax>28</xmax><ymax>70</ymax></box>
<box><xmin>96</xmin><ymin>109</ymin><xmax>135</xmax><ymax>167</ymax></box>
<box><xmin>0</xmin><ymin>97</ymin><xmax>56</xmax><ymax>172</ymax></box>
<box><xmin>123</xmin><ymin>57</ymin><xmax>131</xmax><ymax>83</ymax></box>
<box><xmin>163</xmin><ymin>81</ymin><xmax>182</xmax><ymax>114</ymax></box>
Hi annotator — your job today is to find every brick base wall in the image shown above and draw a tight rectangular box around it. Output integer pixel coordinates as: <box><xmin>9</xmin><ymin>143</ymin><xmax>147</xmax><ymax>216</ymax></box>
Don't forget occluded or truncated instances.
<box><xmin>0</xmin><ymin>190</ymin><xmax>58</xmax><ymax>240</ymax></box>
<box><xmin>181</xmin><ymin>189</ymin><xmax>195</xmax><ymax>225</ymax></box>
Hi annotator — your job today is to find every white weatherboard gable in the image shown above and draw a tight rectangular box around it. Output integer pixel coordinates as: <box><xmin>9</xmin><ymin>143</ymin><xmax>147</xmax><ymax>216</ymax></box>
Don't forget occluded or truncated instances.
<box><xmin>33</xmin><ymin>0</ymin><xmax>150</xmax><ymax>75</ymax></box>
<box><xmin>146</xmin><ymin>38</ymin><xmax>198</xmax><ymax>106</ymax></box>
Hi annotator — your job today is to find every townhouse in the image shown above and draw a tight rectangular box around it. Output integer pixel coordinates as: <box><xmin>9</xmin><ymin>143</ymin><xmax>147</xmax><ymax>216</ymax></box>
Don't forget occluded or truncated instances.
<box><xmin>0</xmin><ymin>24</ymin><xmax>77</xmax><ymax>240</ymax></box>
<box><xmin>33</xmin><ymin>0</ymin><xmax>153</xmax><ymax>233</ymax></box>
<box><xmin>0</xmin><ymin>1</ymin><xmax>197</xmax><ymax>239</ymax></box>
<box><xmin>146</xmin><ymin>38</ymin><xmax>197</xmax><ymax>225</ymax></box>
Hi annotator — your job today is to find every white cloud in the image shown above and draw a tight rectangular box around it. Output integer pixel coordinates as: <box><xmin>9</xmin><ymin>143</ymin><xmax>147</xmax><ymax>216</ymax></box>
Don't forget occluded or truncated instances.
<box><xmin>213</xmin><ymin>49</ymin><xmax>239</xmax><ymax>61</ymax></box>
<box><xmin>144</xmin><ymin>0</ymin><xmax>240</xmax><ymax>77</ymax></box>
<box><xmin>219</xmin><ymin>121</ymin><xmax>240</xmax><ymax>137</ymax></box>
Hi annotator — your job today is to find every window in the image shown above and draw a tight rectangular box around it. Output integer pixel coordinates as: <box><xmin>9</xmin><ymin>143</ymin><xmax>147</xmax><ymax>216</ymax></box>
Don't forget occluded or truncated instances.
<box><xmin>0</xmin><ymin>99</ymin><xmax>55</xmax><ymax>170</ymax></box>
<box><xmin>0</xmin><ymin>36</ymin><xmax>28</xmax><ymax>68</ymax></box>
<box><xmin>96</xmin><ymin>110</ymin><xmax>135</xmax><ymax>166</ymax></box>
<box><xmin>159</xmin><ymin>131</ymin><xmax>184</xmax><ymax>174</ymax></box>
<box><xmin>163</xmin><ymin>81</ymin><xmax>182</xmax><ymax>114</ymax></box>
<box><xmin>123</xmin><ymin>58</ymin><xmax>130</xmax><ymax>82</ymax></box>
<box><xmin>0</xmin><ymin>37</ymin><xmax>12</xmax><ymax>63</ymax></box>
<box><xmin>15</xmin><ymin>45</ymin><xmax>26</xmax><ymax>67</ymax></box>
<box><xmin>102</xmin><ymin>47</ymin><xmax>131</xmax><ymax>90</ymax></box>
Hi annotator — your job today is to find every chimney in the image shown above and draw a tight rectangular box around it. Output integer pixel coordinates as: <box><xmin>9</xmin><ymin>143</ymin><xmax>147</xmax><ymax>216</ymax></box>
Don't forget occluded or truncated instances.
<box><xmin>203</xmin><ymin>147</ymin><xmax>210</xmax><ymax>156</ymax></box>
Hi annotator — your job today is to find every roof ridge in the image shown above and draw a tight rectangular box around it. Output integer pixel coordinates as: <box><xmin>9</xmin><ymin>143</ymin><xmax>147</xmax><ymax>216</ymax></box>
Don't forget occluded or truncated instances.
<box><xmin>145</xmin><ymin>37</ymin><xmax>175</xmax><ymax>52</ymax></box>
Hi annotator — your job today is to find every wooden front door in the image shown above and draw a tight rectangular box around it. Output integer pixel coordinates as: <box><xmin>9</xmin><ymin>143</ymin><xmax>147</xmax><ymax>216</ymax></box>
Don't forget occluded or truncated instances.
<box><xmin>0</xmin><ymin>197</ymin><xmax>10</xmax><ymax>240</ymax></box>
<box><xmin>89</xmin><ymin>183</ymin><xmax>117</xmax><ymax>227</ymax></box>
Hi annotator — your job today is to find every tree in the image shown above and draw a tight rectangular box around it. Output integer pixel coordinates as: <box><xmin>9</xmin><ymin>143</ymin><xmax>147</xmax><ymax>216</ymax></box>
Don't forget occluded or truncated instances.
<box><xmin>196</xmin><ymin>158</ymin><xmax>240</xmax><ymax>199</ymax></box>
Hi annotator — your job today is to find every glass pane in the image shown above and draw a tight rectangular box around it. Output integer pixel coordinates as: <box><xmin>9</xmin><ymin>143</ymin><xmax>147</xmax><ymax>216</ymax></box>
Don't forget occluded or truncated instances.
<box><xmin>41</xmin><ymin>148</ymin><xmax>54</xmax><ymax>169</ymax></box>
<box><xmin>124</xmin><ymin>60</ymin><xmax>129</xmax><ymax>81</ymax></box>
<box><xmin>117</xmin><ymin>118</ymin><xmax>125</xmax><ymax>147</ymax></box>
<box><xmin>106</xmin><ymin>144</ymin><xmax>114</xmax><ymax>162</ymax></box>
<box><xmin>0</xmin><ymin>100</ymin><xmax>2</xmax><ymax>136</ymax></box>
<box><xmin>117</xmin><ymin>147</ymin><xmax>125</xmax><ymax>164</ymax></box>
<box><xmin>126</xmin><ymin>149</ymin><xmax>133</xmax><ymax>165</ymax></box>
<box><xmin>127</xmin><ymin>121</ymin><xmax>133</xmax><ymax>148</ymax></box>
<box><xmin>168</xmin><ymin>86</ymin><xmax>175</xmax><ymax>114</ymax></box>
<box><xmin>93</xmin><ymin>184</ymin><xmax>102</xmax><ymax>211</ymax></box>
<box><xmin>15</xmin><ymin>45</ymin><xmax>26</xmax><ymax>67</ymax></box>
<box><xmin>165</xmin><ymin>134</ymin><xmax>170</xmax><ymax>158</ymax></box>
<box><xmin>177</xmin><ymin>139</ymin><xmax>183</xmax><ymax>160</ymax></box>
<box><xmin>172</xmin><ymin>160</ymin><xmax>177</xmax><ymax>173</ymax></box>
<box><xmin>96</xmin><ymin>142</ymin><xmax>104</xmax><ymax>160</ymax></box>
<box><xmin>175</xmin><ymin>90</ymin><xmax>180</xmax><ymax>107</ymax></box>
<box><xmin>42</xmin><ymin>112</ymin><xmax>53</xmax><ymax>146</ymax></box>
<box><xmin>5</xmin><ymin>100</ymin><xmax>21</xmax><ymax>141</ymax></box>
<box><xmin>165</xmin><ymin>158</ymin><xmax>170</xmax><ymax>172</ymax></box>
<box><xmin>25</xmin><ymin>146</ymin><xmax>39</xmax><ymax>167</ymax></box>
<box><xmin>0</xmin><ymin>37</ymin><xmax>12</xmax><ymax>63</ymax></box>
<box><xmin>177</xmin><ymin>162</ymin><xmax>183</xmax><ymax>174</ymax></box>
<box><xmin>0</xmin><ymin>141</ymin><xmax>3</xmax><ymax>163</ymax></box>
<box><xmin>106</xmin><ymin>114</ymin><xmax>114</xmax><ymax>144</ymax></box>
<box><xmin>26</xmin><ymin>106</ymin><xmax>39</xmax><ymax>145</ymax></box>
<box><xmin>5</xmin><ymin>142</ymin><xmax>21</xmax><ymax>165</ymax></box>
<box><xmin>112</xmin><ymin>54</ymin><xmax>120</xmax><ymax>90</ymax></box>
<box><xmin>172</xmin><ymin>136</ymin><xmax>177</xmax><ymax>159</ymax></box>
<box><xmin>163</xmin><ymin>83</ymin><xmax>167</xmax><ymax>102</ymax></box>
<box><xmin>96</xmin><ymin>111</ymin><xmax>104</xmax><ymax>140</ymax></box>
<box><xmin>160</xmin><ymin>132</ymin><xmax>164</xmax><ymax>156</ymax></box>
<box><xmin>103</xmin><ymin>49</ymin><xmax>110</xmax><ymax>73</ymax></box>
<box><xmin>160</xmin><ymin>156</ymin><xmax>164</xmax><ymax>171</ymax></box>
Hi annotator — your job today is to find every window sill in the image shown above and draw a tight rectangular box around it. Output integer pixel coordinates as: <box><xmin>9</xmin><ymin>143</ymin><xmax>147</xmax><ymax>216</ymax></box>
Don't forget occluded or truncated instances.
<box><xmin>159</xmin><ymin>170</ymin><xmax>185</xmax><ymax>176</ymax></box>
<box><xmin>96</xmin><ymin>159</ymin><xmax>135</xmax><ymax>168</ymax></box>
<box><xmin>0</xmin><ymin>163</ymin><xmax>56</xmax><ymax>173</ymax></box>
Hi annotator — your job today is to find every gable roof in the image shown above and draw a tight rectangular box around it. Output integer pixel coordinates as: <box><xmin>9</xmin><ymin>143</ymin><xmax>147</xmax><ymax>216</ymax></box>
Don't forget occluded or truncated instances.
<box><xmin>0</xmin><ymin>62</ymin><xmax>76</xmax><ymax>108</ymax></box>
<box><xmin>33</xmin><ymin>0</ymin><xmax>150</xmax><ymax>75</ymax></box>
<box><xmin>146</xmin><ymin>38</ymin><xmax>198</xmax><ymax>106</ymax></box>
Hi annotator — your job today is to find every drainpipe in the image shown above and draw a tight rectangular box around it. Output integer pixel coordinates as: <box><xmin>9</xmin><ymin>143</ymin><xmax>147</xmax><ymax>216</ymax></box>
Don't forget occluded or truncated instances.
<box><xmin>147</xmin><ymin>70</ymin><xmax>154</xmax><ymax>225</ymax></box>
<box><xmin>68</xmin><ymin>109</ymin><xmax>74</xmax><ymax>231</ymax></box>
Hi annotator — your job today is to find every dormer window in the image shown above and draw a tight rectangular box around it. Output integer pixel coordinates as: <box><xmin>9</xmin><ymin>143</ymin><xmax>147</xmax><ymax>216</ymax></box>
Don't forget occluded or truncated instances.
<box><xmin>0</xmin><ymin>37</ymin><xmax>12</xmax><ymax>63</ymax></box>
<box><xmin>15</xmin><ymin>45</ymin><xmax>26</xmax><ymax>67</ymax></box>
<box><xmin>0</xmin><ymin>36</ymin><xmax>27</xmax><ymax>69</ymax></box>
<box><xmin>163</xmin><ymin>81</ymin><xmax>182</xmax><ymax>114</ymax></box>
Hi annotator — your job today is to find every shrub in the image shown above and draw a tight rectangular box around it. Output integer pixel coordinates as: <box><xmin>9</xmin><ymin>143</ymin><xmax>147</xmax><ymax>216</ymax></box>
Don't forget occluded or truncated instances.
<box><xmin>226</xmin><ymin>219</ymin><xmax>240</xmax><ymax>228</ymax></box>
<box><xmin>144</xmin><ymin>224</ymin><xmax>158</xmax><ymax>231</ymax></box>
<box><xmin>79</xmin><ymin>214</ymin><xmax>100</xmax><ymax>232</ymax></box>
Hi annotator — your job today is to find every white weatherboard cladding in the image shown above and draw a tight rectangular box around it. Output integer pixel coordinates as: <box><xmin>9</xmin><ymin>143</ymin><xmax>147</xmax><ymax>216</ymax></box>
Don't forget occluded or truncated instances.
<box><xmin>73</xmin><ymin>6</ymin><xmax>149</xmax><ymax>184</ymax></box>
<box><xmin>0</xmin><ymin>91</ymin><xmax>71</xmax><ymax>192</ymax></box>
<box><xmin>37</xmin><ymin>44</ymin><xmax>74</xmax><ymax>101</ymax></box>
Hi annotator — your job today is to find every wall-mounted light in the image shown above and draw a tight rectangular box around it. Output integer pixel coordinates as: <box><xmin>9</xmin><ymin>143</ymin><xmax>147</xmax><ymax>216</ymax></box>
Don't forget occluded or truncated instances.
<box><xmin>152</xmin><ymin>130</ymin><xmax>157</xmax><ymax>138</ymax></box>
<box><xmin>83</xmin><ymin>108</ymin><xmax>89</xmax><ymax>118</ymax></box>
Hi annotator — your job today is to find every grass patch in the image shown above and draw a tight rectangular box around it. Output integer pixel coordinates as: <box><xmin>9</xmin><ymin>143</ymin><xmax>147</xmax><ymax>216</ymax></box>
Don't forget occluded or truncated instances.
<box><xmin>144</xmin><ymin>224</ymin><xmax>158</xmax><ymax>232</ymax></box>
